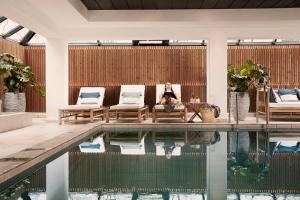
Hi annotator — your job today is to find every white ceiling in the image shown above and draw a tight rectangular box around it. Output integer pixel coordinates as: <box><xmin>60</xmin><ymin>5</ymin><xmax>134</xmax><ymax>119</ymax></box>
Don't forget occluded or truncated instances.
<box><xmin>1</xmin><ymin>0</ymin><xmax>300</xmax><ymax>40</ymax></box>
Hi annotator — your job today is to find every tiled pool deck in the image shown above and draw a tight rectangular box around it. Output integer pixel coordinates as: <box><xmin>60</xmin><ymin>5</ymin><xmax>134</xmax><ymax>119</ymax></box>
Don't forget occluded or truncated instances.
<box><xmin>0</xmin><ymin>115</ymin><xmax>300</xmax><ymax>190</ymax></box>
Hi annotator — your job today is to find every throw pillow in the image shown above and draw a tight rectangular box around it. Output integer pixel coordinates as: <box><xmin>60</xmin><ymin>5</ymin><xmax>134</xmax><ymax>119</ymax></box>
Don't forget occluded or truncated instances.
<box><xmin>280</xmin><ymin>94</ymin><xmax>299</xmax><ymax>102</ymax></box>
<box><xmin>273</xmin><ymin>89</ymin><xmax>282</xmax><ymax>102</ymax></box>
<box><xmin>80</xmin><ymin>92</ymin><xmax>100</xmax><ymax>98</ymax></box>
<box><xmin>269</xmin><ymin>88</ymin><xmax>276</xmax><ymax>103</ymax></box>
<box><xmin>278</xmin><ymin>88</ymin><xmax>298</xmax><ymax>96</ymax></box>
<box><xmin>122</xmin><ymin>92</ymin><xmax>142</xmax><ymax>98</ymax></box>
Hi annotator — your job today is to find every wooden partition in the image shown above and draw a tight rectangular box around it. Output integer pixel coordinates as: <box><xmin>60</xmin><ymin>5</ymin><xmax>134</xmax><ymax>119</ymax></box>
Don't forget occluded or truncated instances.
<box><xmin>69</xmin><ymin>46</ymin><xmax>207</xmax><ymax>109</ymax></box>
<box><xmin>24</xmin><ymin>47</ymin><xmax>46</xmax><ymax>112</ymax></box>
<box><xmin>2</xmin><ymin>42</ymin><xmax>300</xmax><ymax>113</ymax></box>
<box><xmin>228</xmin><ymin>45</ymin><xmax>300</xmax><ymax>112</ymax></box>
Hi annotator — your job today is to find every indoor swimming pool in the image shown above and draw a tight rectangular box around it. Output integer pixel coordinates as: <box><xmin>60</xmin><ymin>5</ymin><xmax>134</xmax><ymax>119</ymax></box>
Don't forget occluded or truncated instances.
<box><xmin>1</xmin><ymin>128</ymin><xmax>300</xmax><ymax>200</ymax></box>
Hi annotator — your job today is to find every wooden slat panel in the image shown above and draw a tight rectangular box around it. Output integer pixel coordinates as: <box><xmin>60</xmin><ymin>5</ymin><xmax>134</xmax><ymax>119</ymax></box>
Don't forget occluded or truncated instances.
<box><xmin>228</xmin><ymin>45</ymin><xmax>300</xmax><ymax>112</ymax></box>
<box><xmin>9</xmin><ymin>44</ymin><xmax>300</xmax><ymax>114</ymax></box>
<box><xmin>68</xmin><ymin>46</ymin><xmax>207</xmax><ymax>110</ymax></box>
<box><xmin>24</xmin><ymin>46</ymin><xmax>46</xmax><ymax>112</ymax></box>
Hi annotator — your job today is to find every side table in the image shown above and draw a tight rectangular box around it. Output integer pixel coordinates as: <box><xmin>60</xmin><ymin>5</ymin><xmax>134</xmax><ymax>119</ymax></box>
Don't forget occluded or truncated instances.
<box><xmin>185</xmin><ymin>102</ymin><xmax>205</xmax><ymax>122</ymax></box>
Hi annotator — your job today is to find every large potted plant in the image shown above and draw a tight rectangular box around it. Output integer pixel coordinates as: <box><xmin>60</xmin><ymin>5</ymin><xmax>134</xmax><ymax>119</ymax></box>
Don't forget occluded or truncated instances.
<box><xmin>0</xmin><ymin>53</ymin><xmax>44</xmax><ymax>112</ymax></box>
<box><xmin>228</xmin><ymin>132</ymin><xmax>270</xmax><ymax>184</ymax></box>
<box><xmin>228</xmin><ymin>60</ymin><xmax>269</xmax><ymax>121</ymax></box>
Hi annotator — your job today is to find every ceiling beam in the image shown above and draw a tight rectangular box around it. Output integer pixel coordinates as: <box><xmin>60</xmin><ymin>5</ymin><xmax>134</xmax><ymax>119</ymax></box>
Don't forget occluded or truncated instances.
<box><xmin>2</xmin><ymin>25</ymin><xmax>24</xmax><ymax>38</ymax></box>
<box><xmin>0</xmin><ymin>16</ymin><xmax>7</xmax><ymax>24</ymax></box>
<box><xmin>19</xmin><ymin>31</ymin><xmax>35</xmax><ymax>46</ymax></box>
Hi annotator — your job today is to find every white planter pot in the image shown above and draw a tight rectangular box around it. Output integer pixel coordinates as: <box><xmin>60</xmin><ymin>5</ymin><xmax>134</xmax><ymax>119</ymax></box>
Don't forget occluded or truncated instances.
<box><xmin>230</xmin><ymin>92</ymin><xmax>250</xmax><ymax>121</ymax></box>
<box><xmin>2</xmin><ymin>92</ymin><xmax>26</xmax><ymax>112</ymax></box>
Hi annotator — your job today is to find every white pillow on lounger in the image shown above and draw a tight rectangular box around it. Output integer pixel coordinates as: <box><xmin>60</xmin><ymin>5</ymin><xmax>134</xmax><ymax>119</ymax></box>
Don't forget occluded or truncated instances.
<box><xmin>80</xmin><ymin>98</ymin><xmax>99</xmax><ymax>104</ymax></box>
<box><xmin>122</xmin><ymin>97</ymin><xmax>139</xmax><ymax>104</ymax></box>
<box><xmin>280</xmin><ymin>94</ymin><xmax>299</xmax><ymax>102</ymax></box>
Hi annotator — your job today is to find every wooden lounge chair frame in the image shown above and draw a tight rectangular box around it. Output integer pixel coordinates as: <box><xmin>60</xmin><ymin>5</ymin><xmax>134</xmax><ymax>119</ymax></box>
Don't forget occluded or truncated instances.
<box><xmin>59</xmin><ymin>107</ymin><xmax>109</xmax><ymax>125</ymax></box>
<box><xmin>107</xmin><ymin>85</ymin><xmax>149</xmax><ymax>123</ymax></box>
<box><xmin>108</xmin><ymin>106</ymin><xmax>149</xmax><ymax>123</ymax></box>
<box><xmin>152</xmin><ymin>106</ymin><xmax>187</xmax><ymax>123</ymax></box>
<box><xmin>256</xmin><ymin>87</ymin><xmax>300</xmax><ymax>122</ymax></box>
<box><xmin>59</xmin><ymin>87</ymin><xmax>108</xmax><ymax>124</ymax></box>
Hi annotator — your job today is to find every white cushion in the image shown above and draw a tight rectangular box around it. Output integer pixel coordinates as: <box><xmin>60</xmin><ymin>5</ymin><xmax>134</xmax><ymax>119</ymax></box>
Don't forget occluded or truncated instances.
<box><xmin>76</xmin><ymin>87</ymin><xmax>105</xmax><ymax>106</ymax></box>
<box><xmin>280</xmin><ymin>94</ymin><xmax>299</xmax><ymax>102</ymax></box>
<box><xmin>110</xmin><ymin>104</ymin><xmax>143</xmax><ymax>110</ymax></box>
<box><xmin>79</xmin><ymin>136</ymin><xmax>105</xmax><ymax>153</ymax></box>
<box><xmin>111</xmin><ymin>85</ymin><xmax>145</xmax><ymax>108</ymax></box>
<box><xmin>60</xmin><ymin>104</ymin><xmax>100</xmax><ymax>110</ymax></box>
<box><xmin>280</xmin><ymin>141</ymin><xmax>298</xmax><ymax>147</ymax></box>
<box><xmin>121</xmin><ymin>97</ymin><xmax>140</xmax><ymax>104</ymax></box>
<box><xmin>80</xmin><ymin>98</ymin><xmax>99</xmax><ymax>104</ymax></box>
<box><xmin>269</xmin><ymin>102</ymin><xmax>300</xmax><ymax>108</ymax></box>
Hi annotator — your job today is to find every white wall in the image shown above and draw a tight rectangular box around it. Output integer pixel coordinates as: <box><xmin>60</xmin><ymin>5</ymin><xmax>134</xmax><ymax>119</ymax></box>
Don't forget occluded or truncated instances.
<box><xmin>46</xmin><ymin>38</ymin><xmax>68</xmax><ymax>120</ymax></box>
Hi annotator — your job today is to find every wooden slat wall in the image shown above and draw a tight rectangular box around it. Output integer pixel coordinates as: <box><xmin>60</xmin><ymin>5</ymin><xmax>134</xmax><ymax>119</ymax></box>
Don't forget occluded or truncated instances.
<box><xmin>24</xmin><ymin>47</ymin><xmax>46</xmax><ymax>112</ymax></box>
<box><xmin>0</xmin><ymin>38</ymin><xmax>25</xmax><ymax>97</ymax></box>
<box><xmin>228</xmin><ymin>45</ymin><xmax>300</xmax><ymax>112</ymax></box>
<box><xmin>69</xmin><ymin>46</ymin><xmax>207</xmax><ymax>108</ymax></box>
<box><xmin>2</xmin><ymin>43</ymin><xmax>300</xmax><ymax>113</ymax></box>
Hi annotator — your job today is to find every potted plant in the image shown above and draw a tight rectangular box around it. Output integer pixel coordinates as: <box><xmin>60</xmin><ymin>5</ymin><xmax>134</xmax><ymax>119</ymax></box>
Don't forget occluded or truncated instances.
<box><xmin>228</xmin><ymin>132</ymin><xmax>270</xmax><ymax>184</ymax></box>
<box><xmin>228</xmin><ymin>60</ymin><xmax>269</xmax><ymax>121</ymax></box>
<box><xmin>0</xmin><ymin>53</ymin><xmax>44</xmax><ymax>112</ymax></box>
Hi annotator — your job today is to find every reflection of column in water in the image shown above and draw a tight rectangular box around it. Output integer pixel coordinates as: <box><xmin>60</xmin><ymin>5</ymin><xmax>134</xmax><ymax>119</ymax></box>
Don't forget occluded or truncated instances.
<box><xmin>207</xmin><ymin>132</ymin><xmax>227</xmax><ymax>200</ymax></box>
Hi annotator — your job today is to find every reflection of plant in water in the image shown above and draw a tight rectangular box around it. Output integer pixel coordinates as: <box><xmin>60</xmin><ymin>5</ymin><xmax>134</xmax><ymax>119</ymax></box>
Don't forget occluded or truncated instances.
<box><xmin>0</xmin><ymin>177</ymin><xmax>31</xmax><ymax>199</ymax></box>
<box><xmin>228</xmin><ymin>152</ymin><xmax>270</xmax><ymax>183</ymax></box>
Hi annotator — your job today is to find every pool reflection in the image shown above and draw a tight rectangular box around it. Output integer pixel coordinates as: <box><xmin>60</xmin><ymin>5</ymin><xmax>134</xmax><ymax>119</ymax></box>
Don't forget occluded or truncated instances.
<box><xmin>4</xmin><ymin>130</ymin><xmax>300</xmax><ymax>200</ymax></box>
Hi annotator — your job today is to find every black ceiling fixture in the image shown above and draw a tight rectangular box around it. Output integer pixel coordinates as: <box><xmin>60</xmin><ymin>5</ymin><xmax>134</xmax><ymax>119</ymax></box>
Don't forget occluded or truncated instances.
<box><xmin>20</xmin><ymin>31</ymin><xmax>36</xmax><ymax>46</ymax></box>
<box><xmin>0</xmin><ymin>16</ymin><xmax>7</xmax><ymax>23</ymax></box>
<box><xmin>2</xmin><ymin>25</ymin><xmax>24</xmax><ymax>38</ymax></box>
<box><xmin>132</xmin><ymin>40</ymin><xmax>169</xmax><ymax>46</ymax></box>
<box><xmin>80</xmin><ymin>0</ymin><xmax>300</xmax><ymax>10</ymax></box>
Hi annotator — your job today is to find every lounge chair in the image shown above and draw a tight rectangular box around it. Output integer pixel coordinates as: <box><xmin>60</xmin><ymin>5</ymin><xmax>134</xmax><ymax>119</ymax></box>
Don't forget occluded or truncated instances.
<box><xmin>256</xmin><ymin>87</ymin><xmax>300</xmax><ymax>121</ymax></box>
<box><xmin>108</xmin><ymin>131</ymin><xmax>146</xmax><ymax>155</ymax></box>
<box><xmin>79</xmin><ymin>134</ymin><xmax>105</xmax><ymax>153</ymax></box>
<box><xmin>59</xmin><ymin>87</ymin><xmax>108</xmax><ymax>124</ymax></box>
<box><xmin>108</xmin><ymin>85</ymin><xmax>149</xmax><ymax>123</ymax></box>
<box><xmin>152</xmin><ymin>84</ymin><xmax>187</xmax><ymax>123</ymax></box>
<box><xmin>269</xmin><ymin>134</ymin><xmax>300</xmax><ymax>153</ymax></box>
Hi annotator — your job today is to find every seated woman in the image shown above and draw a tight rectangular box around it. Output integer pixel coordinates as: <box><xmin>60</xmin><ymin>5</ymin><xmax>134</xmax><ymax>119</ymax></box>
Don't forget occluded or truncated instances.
<box><xmin>159</xmin><ymin>82</ymin><xmax>180</xmax><ymax>105</ymax></box>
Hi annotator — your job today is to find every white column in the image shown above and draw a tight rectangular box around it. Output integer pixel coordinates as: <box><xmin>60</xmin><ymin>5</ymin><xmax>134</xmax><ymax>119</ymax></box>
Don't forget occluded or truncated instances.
<box><xmin>46</xmin><ymin>38</ymin><xmax>68</xmax><ymax>121</ymax></box>
<box><xmin>207</xmin><ymin>132</ymin><xmax>227</xmax><ymax>200</ymax></box>
<box><xmin>46</xmin><ymin>153</ymin><xmax>69</xmax><ymax>200</ymax></box>
<box><xmin>207</xmin><ymin>36</ymin><xmax>228</xmax><ymax>118</ymax></box>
